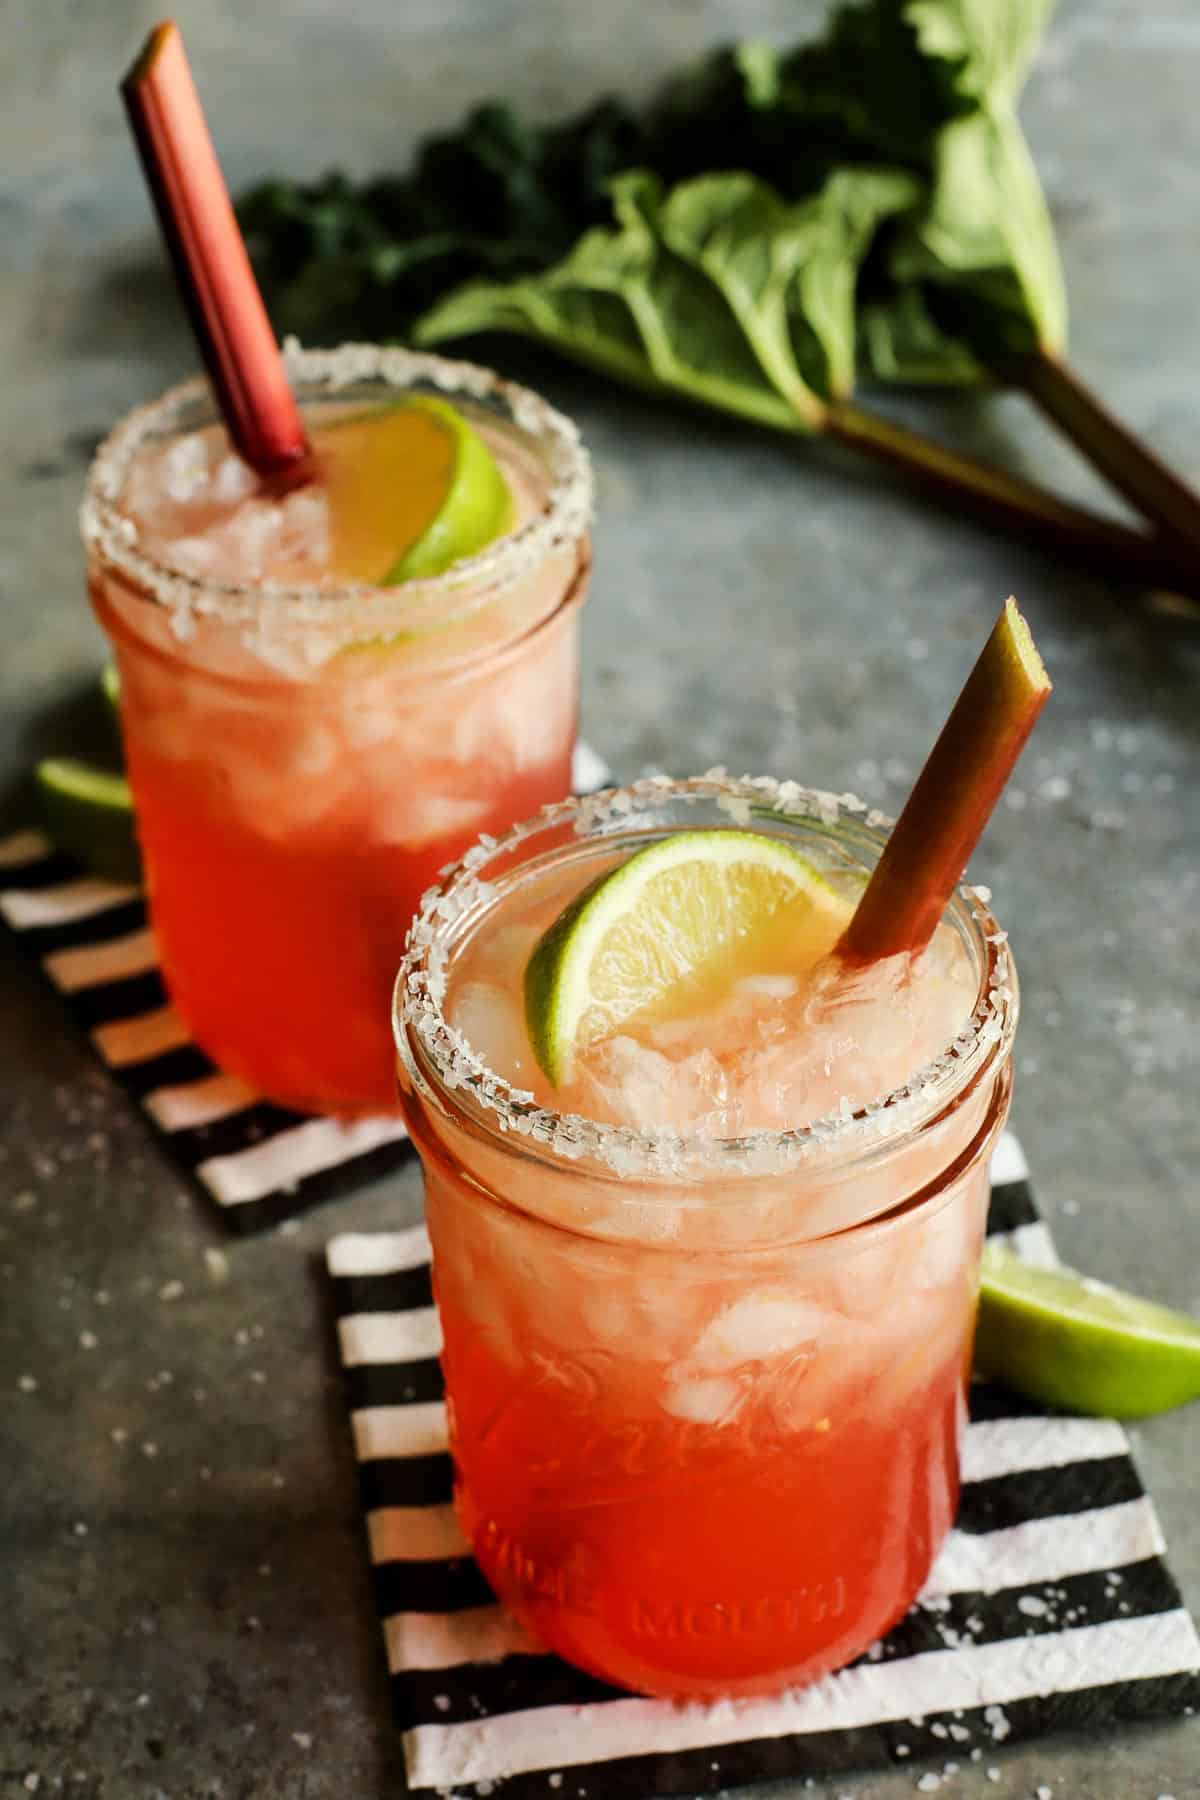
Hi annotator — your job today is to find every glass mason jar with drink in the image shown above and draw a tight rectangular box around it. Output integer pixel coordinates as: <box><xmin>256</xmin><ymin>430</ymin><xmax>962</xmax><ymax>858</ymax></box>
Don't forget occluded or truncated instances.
<box><xmin>84</xmin><ymin>27</ymin><xmax>593</xmax><ymax>1116</ymax></box>
<box><xmin>82</xmin><ymin>346</ymin><xmax>591</xmax><ymax>1115</ymax></box>
<box><xmin>394</xmin><ymin>607</ymin><xmax>1050</xmax><ymax>1698</ymax></box>
<box><xmin>394</xmin><ymin>777</ymin><xmax>1014</xmax><ymax>1696</ymax></box>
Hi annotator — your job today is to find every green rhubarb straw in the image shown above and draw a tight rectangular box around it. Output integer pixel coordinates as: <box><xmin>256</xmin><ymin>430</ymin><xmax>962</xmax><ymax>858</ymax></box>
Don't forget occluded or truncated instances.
<box><xmin>838</xmin><ymin>597</ymin><xmax>1052</xmax><ymax>967</ymax></box>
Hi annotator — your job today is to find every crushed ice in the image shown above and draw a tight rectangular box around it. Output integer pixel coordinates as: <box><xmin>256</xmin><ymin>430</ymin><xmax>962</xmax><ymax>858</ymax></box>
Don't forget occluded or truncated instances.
<box><xmin>397</xmin><ymin>775</ymin><xmax>1016</xmax><ymax>1182</ymax></box>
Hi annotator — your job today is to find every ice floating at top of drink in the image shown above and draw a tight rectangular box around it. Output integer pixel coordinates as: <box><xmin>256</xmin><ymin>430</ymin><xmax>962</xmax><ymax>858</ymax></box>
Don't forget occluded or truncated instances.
<box><xmin>448</xmin><ymin>835</ymin><xmax>978</xmax><ymax>1139</ymax></box>
<box><xmin>119</xmin><ymin>387</ymin><xmax>532</xmax><ymax>591</ymax></box>
<box><xmin>426</xmin><ymin>597</ymin><xmax>1050</xmax><ymax>1155</ymax></box>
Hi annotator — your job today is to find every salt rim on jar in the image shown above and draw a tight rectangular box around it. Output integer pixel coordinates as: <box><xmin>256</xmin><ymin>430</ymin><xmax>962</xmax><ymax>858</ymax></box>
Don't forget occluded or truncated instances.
<box><xmin>80</xmin><ymin>341</ymin><xmax>594</xmax><ymax>653</ymax></box>
<box><xmin>394</xmin><ymin>771</ymin><xmax>1019</xmax><ymax>1186</ymax></box>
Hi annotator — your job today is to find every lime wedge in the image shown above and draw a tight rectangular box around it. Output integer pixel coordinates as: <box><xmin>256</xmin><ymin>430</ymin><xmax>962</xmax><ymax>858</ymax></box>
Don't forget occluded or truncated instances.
<box><xmin>524</xmin><ymin>829</ymin><xmax>850</xmax><ymax>1085</ymax></box>
<box><xmin>383</xmin><ymin>395</ymin><xmax>514</xmax><ymax>584</ymax></box>
<box><xmin>35</xmin><ymin>758</ymin><xmax>141</xmax><ymax>885</ymax></box>
<box><xmin>975</xmin><ymin>1243</ymin><xmax>1200</xmax><ymax>1418</ymax></box>
<box><xmin>318</xmin><ymin>396</ymin><xmax>514</xmax><ymax>588</ymax></box>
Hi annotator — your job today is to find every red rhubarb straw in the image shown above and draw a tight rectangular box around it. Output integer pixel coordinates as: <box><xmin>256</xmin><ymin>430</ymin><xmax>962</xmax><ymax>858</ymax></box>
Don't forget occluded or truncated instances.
<box><xmin>122</xmin><ymin>21</ymin><xmax>309</xmax><ymax>480</ymax></box>
<box><xmin>838</xmin><ymin>598</ymin><xmax>1052</xmax><ymax>968</ymax></box>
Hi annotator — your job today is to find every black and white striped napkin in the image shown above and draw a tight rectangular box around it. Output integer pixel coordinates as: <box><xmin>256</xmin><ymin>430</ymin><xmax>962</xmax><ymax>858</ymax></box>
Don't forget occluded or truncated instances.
<box><xmin>0</xmin><ymin>825</ymin><xmax>413</xmax><ymax>1231</ymax></box>
<box><xmin>327</xmin><ymin>1138</ymin><xmax>1200</xmax><ymax>1798</ymax></box>
<box><xmin>0</xmin><ymin>746</ymin><xmax>610</xmax><ymax>1234</ymax></box>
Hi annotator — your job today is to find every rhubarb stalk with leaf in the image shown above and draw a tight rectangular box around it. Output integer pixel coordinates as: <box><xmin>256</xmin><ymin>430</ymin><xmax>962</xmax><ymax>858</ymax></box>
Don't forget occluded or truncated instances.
<box><xmin>239</xmin><ymin>0</ymin><xmax>1200</xmax><ymax>594</ymax></box>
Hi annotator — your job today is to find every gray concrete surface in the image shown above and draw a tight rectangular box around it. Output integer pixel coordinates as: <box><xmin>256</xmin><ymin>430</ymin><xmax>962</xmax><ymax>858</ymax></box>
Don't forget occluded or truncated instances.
<box><xmin>2</xmin><ymin>2</ymin><xmax>1198</xmax><ymax>1795</ymax></box>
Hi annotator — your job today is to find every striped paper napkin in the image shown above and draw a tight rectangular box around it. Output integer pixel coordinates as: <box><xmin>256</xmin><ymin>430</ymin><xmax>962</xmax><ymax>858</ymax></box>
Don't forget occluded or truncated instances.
<box><xmin>327</xmin><ymin>1140</ymin><xmax>1200</xmax><ymax>1798</ymax></box>
<box><xmin>0</xmin><ymin>744</ymin><xmax>609</xmax><ymax>1233</ymax></box>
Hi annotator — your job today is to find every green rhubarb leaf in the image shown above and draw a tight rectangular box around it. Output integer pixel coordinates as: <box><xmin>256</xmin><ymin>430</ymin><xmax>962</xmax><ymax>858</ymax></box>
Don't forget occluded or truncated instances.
<box><xmin>652</xmin><ymin>0</ymin><xmax>1068</xmax><ymax>376</ymax></box>
<box><xmin>241</xmin><ymin>0</ymin><xmax>1066</xmax><ymax>386</ymax></box>
<box><xmin>860</xmin><ymin>285</ymin><xmax>985</xmax><ymax>386</ymax></box>
<box><xmin>658</xmin><ymin>167</ymin><xmax>918</xmax><ymax>404</ymax></box>
<box><xmin>893</xmin><ymin>106</ymin><xmax>1067</xmax><ymax>360</ymax></box>
<box><xmin>771</xmin><ymin>0</ymin><xmax>958</xmax><ymax>171</ymax></box>
<box><xmin>419</xmin><ymin>167</ymin><xmax>915</xmax><ymax>430</ymax></box>
<box><xmin>239</xmin><ymin>100</ymin><xmax>643</xmax><ymax>343</ymax></box>
<box><xmin>877</xmin><ymin>0</ymin><xmax>1067</xmax><ymax>367</ymax></box>
<box><xmin>905</xmin><ymin>0</ymin><xmax>1055</xmax><ymax>106</ymax></box>
<box><xmin>418</xmin><ymin>170</ymin><xmax>802</xmax><ymax>431</ymax></box>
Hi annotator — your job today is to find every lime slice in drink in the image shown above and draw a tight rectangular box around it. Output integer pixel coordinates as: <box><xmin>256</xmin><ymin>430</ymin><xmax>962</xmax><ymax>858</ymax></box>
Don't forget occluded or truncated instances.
<box><xmin>384</xmin><ymin>396</ymin><xmax>514</xmax><ymax>584</ymax></box>
<box><xmin>320</xmin><ymin>395</ymin><xmax>514</xmax><ymax>586</ymax></box>
<box><xmin>976</xmin><ymin>1243</ymin><xmax>1200</xmax><ymax>1418</ymax></box>
<box><xmin>35</xmin><ymin>757</ymin><xmax>141</xmax><ymax>884</ymax></box>
<box><xmin>524</xmin><ymin>829</ymin><xmax>851</xmax><ymax>1085</ymax></box>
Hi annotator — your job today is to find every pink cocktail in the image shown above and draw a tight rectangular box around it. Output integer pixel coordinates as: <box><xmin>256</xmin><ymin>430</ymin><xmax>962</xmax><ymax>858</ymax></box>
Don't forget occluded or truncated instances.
<box><xmin>395</xmin><ymin>775</ymin><xmax>1018</xmax><ymax>1698</ymax></box>
<box><xmin>82</xmin><ymin>345</ymin><xmax>592</xmax><ymax>1114</ymax></box>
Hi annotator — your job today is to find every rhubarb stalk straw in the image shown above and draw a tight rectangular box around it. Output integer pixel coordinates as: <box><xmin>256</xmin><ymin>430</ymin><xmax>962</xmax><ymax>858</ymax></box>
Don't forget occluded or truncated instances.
<box><xmin>122</xmin><ymin>21</ymin><xmax>309</xmax><ymax>480</ymax></box>
<box><xmin>838</xmin><ymin>598</ymin><xmax>1052</xmax><ymax>967</ymax></box>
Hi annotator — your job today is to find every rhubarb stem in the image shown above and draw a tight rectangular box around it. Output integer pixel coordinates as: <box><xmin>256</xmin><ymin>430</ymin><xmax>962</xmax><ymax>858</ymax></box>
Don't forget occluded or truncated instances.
<box><xmin>122</xmin><ymin>22</ymin><xmax>309</xmax><ymax>480</ymax></box>
<box><xmin>826</xmin><ymin>401</ymin><xmax>1200</xmax><ymax>600</ymax></box>
<box><xmin>838</xmin><ymin>598</ymin><xmax>1052</xmax><ymax>968</ymax></box>
<box><xmin>1015</xmin><ymin>349</ymin><xmax>1200</xmax><ymax>557</ymax></box>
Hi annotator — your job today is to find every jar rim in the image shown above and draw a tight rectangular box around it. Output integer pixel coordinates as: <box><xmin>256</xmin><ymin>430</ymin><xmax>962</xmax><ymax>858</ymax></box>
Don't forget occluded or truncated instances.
<box><xmin>393</xmin><ymin>771</ymin><xmax>1019</xmax><ymax>1187</ymax></box>
<box><xmin>79</xmin><ymin>341</ymin><xmax>593</xmax><ymax>644</ymax></box>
